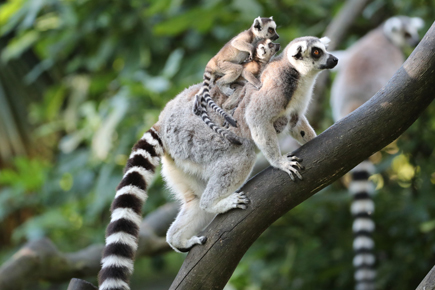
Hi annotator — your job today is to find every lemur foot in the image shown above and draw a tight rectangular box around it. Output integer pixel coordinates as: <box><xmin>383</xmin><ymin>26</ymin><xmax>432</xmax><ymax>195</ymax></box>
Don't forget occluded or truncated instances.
<box><xmin>220</xmin><ymin>85</ymin><xmax>235</xmax><ymax>97</ymax></box>
<box><xmin>172</xmin><ymin>235</ymin><xmax>208</xmax><ymax>253</ymax></box>
<box><xmin>276</xmin><ymin>155</ymin><xmax>304</xmax><ymax>181</ymax></box>
<box><xmin>232</xmin><ymin>191</ymin><xmax>250</xmax><ymax>209</ymax></box>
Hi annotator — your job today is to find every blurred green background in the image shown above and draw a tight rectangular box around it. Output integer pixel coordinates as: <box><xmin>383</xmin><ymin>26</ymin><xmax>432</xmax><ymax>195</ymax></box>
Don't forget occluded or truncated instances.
<box><xmin>0</xmin><ymin>0</ymin><xmax>434</xmax><ymax>289</ymax></box>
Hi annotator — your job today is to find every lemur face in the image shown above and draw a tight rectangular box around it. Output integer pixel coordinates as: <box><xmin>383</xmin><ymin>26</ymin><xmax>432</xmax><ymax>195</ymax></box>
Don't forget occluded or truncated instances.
<box><xmin>384</xmin><ymin>16</ymin><xmax>424</xmax><ymax>48</ymax></box>
<box><xmin>287</xmin><ymin>36</ymin><xmax>338</xmax><ymax>75</ymax></box>
<box><xmin>257</xmin><ymin>39</ymin><xmax>281</xmax><ymax>61</ymax></box>
<box><xmin>252</xmin><ymin>17</ymin><xmax>280</xmax><ymax>41</ymax></box>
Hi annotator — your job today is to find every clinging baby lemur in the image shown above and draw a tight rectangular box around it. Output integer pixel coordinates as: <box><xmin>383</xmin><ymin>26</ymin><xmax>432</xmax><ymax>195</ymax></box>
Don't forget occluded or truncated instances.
<box><xmin>193</xmin><ymin>16</ymin><xmax>279</xmax><ymax>127</ymax></box>
<box><xmin>200</xmin><ymin>38</ymin><xmax>281</xmax><ymax>144</ymax></box>
<box><xmin>98</xmin><ymin>36</ymin><xmax>337</xmax><ymax>290</ymax></box>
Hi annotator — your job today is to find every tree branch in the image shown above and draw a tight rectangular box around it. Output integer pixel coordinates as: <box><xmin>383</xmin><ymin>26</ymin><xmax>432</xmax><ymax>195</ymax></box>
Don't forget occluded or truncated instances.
<box><xmin>416</xmin><ymin>266</ymin><xmax>435</xmax><ymax>290</ymax></box>
<box><xmin>0</xmin><ymin>203</ymin><xmax>178</xmax><ymax>290</ymax></box>
<box><xmin>169</xmin><ymin>22</ymin><xmax>435</xmax><ymax>290</ymax></box>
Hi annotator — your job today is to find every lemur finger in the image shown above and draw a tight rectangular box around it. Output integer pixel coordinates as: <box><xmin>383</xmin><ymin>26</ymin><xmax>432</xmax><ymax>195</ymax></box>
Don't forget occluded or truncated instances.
<box><xmin>289</xmin><ymin>166</ymin><xmax>303</xmax><ymax>180</ymax></box>
<box><xmin>290</xmin><ymin>161</ymin><xmax>303</xmax><ymax>170</ymax></box>
<box><xmin>287</xmin><ymin>154</ymin><xmax>302</xmax><ymax>163</ymax></box>
<box><xmin>285</xmin><ymin>169</ymin><xmax>295</xmax><ymax>181</ymax></box>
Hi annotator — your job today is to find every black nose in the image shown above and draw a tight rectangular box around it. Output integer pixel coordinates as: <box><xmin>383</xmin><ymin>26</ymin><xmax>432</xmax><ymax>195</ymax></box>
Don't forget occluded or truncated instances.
<box><xmin>325</xmin><ymin>54</ymin><xmax>338</xmax><ymax>69</ymax></box>
<box><xmin>276</xmin><ymin>44</ymin><xmax>281</xmax><ymax>51</ymax></box>
<box><xmin>272</xmin><ymin>33</ymin><xmax>279</xmax><ymax>41</ymax></box>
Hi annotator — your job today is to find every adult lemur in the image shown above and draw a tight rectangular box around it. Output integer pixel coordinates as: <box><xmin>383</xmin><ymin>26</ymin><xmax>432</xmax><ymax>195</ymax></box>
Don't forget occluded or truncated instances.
<box><xmin>192</xmin><ymin>16</ymin><xmax>279</xmax><ymax>127</ymax></box>
<box><xmin>98</xmin><ymin>36</ymin><xmax>337</xmax><ymax>290</ymax></box>
<box><xmin>330</xmin><ymin>16</ymin><xmax>424</xmax><ymax>290</ymax></box>
<box><xmin>200</xmin><ymin>38</ymin><xmax>281</xmax><ymax>144</ymax></box>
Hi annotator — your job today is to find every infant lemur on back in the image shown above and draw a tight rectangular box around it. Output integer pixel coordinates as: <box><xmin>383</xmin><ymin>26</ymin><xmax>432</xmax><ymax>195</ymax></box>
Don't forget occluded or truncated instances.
<box><xmin>192</xmin><ymin>16</ymin><xmax>279</xmax><ymax>132</ymax></box>
<box><xmin>200</xmin><ymin>38</ymin><xmax>281</xmax><ymax>144</ymax></box>
<box><xmin>98</xmin><ymin>36</ymin><xmax>337</xmax><ymax>290</ymax></box>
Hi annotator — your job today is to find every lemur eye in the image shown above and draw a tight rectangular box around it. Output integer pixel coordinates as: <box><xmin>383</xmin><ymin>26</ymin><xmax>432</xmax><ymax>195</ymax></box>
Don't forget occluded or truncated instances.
<box><xmin>269</xmin><ymin>43</ymin><xmax>274</xmax><ymax>48</ymax></box>
<box><xmin>404</xmin><ymin>32</ymin><xmax>412</xmax><ymax>38</ymax></box>
<box><xmin>268</xmin><ymin>27</ymin><xmax>274</xmax><ymax>33</ymax></box>
<box><xmin>312</xmin><ymin>48</ymin><xmax>322</xmax><ymax>58</ymax></box>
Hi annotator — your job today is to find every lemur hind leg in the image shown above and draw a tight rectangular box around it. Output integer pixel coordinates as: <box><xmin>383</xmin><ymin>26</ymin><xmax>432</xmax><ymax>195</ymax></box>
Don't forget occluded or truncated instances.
<box><xmin>199</xmin><ymin>159</ymin><xmax>254</xmax><ymax>214</ymax></box>
<box><xmin>216</xmin><ymin>61</ymin><xmax>244</xmax><ymax>96</ymax></box>
<box><xmin>166</xmin><ymin>197</ymin><xmax>214</xmax><ymax>252</ymax></box>
<box><xmin>163</xmin><ymin>157</ymin><xmax>215</xmax><ymax>252</ymax></box>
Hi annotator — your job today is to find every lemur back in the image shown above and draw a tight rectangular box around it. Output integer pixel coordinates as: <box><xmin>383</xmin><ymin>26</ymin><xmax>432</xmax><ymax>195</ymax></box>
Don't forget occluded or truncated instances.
<box><xmin>330</xmin><ymin>16</ymin><xmax>424</xmax><ymax>290</ymax></box>
<box><xmin>98</xmin><ymin>36</ymin><xmax>337</xmax><ymax>290</ymax></box>
<box><xmin>192</xmin><ymin>16</ymin><xmax>279</xmax><ymax>128</ymax></box>
<box><xmin>199</xmin><ymin>39</ymin><xmax>281</xmax><ymax>144</ymax></box>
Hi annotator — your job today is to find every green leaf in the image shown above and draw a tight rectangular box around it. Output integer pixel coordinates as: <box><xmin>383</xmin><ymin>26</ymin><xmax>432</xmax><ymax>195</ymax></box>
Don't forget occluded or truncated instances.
<box><xmin>1</xmin><ymin>30</ymin><xmax>39</xmax><ymax>62</ymax></box>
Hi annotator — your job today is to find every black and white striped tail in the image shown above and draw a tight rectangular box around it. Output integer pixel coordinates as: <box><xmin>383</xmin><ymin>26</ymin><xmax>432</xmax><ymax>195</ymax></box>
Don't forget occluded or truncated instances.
<box><xmin>193</xmin><ymin>71</ymin><xmax>237</xmax><ymax>128</ymax></box>
<box><xmin>350</xmin><ymin>160</ymin><xmax>376</xmax><ymax>290</ymax></box>
<box><xmin>202</xmin><ymin>92</ymin><xmax>237</xmax><ymax>127</ymax></box>
<box><xmin>200</xmin><ymin>106</ymin><xmax>241</xmax><ymax>145</ymax></box>
<box><xmin>98</xmin><ymin>127</ymin><xmax>164</xmax><ymax>290</ymax></box>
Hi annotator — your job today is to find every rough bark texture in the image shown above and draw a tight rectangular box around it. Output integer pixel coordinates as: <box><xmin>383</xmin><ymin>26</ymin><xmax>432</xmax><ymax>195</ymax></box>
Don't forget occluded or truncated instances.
<box><xmin>0</xmin><ymin>203</ymin><xmax>178</xmax><ymax>290</ymax></box>
<box><xmin>169</xmin><ymin>22</ymin><xmax>435</xmax><ymax>290</ymax></box>
<box><xmin>416</xmin><ymin>266</ymin><xmax>435</xmax><ymax>290</ymax></box>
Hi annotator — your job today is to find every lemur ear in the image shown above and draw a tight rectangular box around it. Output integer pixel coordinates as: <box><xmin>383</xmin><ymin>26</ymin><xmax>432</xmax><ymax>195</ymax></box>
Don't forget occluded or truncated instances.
<box><xmin>288</xmin><ymin>42</ymin><xmax>307</xmax><ymax>60</ymax></box>
<box><xmin>411</xmin><ymin>17</ymin><xmax>424</xmax><ymax>30</ymax></box>
<box><xmin>253</xmin><ymin>17</ymin><xmax>262</xmax><ymax>30</ymax></box>
<box><xmin>385</xmin><ymin>17</ymin><xmax>402</xmax><ymax>32</ymax></box>
<box><xmin>319</xmin><ymin>36</ymin><xmax>330</xmax><ymax>49</ymax></box>
<box><xmin>269</xmin><ymin>16</ymin><xmax>273</xmax><ymax>20</ymax></box>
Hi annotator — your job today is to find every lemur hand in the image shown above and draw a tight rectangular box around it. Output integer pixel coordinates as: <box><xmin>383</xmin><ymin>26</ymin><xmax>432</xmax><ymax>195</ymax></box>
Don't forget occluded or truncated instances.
<box><xmin>275</xmin><ymin>154</ymin><xmax>304</xmax><ymax>181</ymax></box>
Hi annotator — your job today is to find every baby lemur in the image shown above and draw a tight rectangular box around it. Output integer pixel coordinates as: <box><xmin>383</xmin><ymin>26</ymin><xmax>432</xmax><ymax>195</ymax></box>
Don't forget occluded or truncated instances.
<box><xmin>193</xmin><ymin>16</ymin><xmax>279</xmax><ymax>127</ymax></box>
<box><xmin>200</xmin><ymin>38</ymin><xmax>281</xmax><ymax>144</ymax></box>
<box><xmin>98</xmin><ymin>36</ymin><xmax>337</xmax><ymax>290</ymax></box>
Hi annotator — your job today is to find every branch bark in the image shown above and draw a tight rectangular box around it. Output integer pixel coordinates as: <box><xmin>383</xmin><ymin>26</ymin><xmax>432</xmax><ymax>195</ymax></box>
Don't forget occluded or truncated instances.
<box><xmin>169</xmin><ymin>22</ymin><xmax>435</xmax><ymax>290</ymax></box>
<box><xmin>0</xmin><ymin>203</ymin><xmax>178</xmax><ymax>290</ymax></box>
<box><xmin>416</xmin><ymin>266</ymin><xmax>435</xmax><ymax>290</ymax></box>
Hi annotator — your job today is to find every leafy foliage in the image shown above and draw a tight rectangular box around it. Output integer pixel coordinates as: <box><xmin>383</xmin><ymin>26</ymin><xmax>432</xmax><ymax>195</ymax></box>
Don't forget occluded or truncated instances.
<box><xmin>0</xmin><ymin>0</ymin><xmax>434</xmax><ymax>289</ymax></box>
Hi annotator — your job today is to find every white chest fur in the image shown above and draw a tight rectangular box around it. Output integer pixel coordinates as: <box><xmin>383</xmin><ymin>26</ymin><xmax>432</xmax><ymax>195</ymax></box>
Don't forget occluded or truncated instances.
<box><xmin>285</xmin><ymin>74</ymin><xmax>317</xmax><ymax>116</ymax></box>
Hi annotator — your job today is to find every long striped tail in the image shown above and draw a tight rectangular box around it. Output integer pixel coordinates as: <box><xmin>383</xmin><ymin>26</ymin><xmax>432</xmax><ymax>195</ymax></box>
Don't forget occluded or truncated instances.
<box><xmin>193</xmin><ymin>71</ymin><xmax>237</xmax><ymax>128</ymax></box>
<box><xmin>199</xmin><ymin>104</ymin><xmax>242</xmax><ymax>145</ymax></box>
<box><xmin>349</xmin><ymin>160</ymin><xmax>376</xmax><ymax>290</ymax></box>
<box><xmin>98</xmin><ymin>127</ymin><xmax>164</xmax><ymax>290</ymax></box>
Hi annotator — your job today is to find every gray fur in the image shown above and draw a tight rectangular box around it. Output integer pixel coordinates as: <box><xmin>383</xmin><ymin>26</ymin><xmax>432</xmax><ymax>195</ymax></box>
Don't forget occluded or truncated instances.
<box><xmin>155</xmin><ymin>36</ymin><xmax>338</xmax><ymax>251</ymax></box>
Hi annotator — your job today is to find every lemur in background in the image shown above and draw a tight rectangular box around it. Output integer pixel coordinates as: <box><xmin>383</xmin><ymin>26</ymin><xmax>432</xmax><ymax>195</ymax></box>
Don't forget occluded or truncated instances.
<box><xmin>98</xmin><ymin>36</ymin><xmax>337</xmax><ymax>290</ymax></box>
<box><xmin>192</xmin><ymin>16</ymin><xmax>279</xmax><ymax>128</ymax></box>
<box><xmin>330</xmin><ymin>16</ymin><xmax>424</xmax><ymax>290</ymax></box>
<box><xmin>200</xmin><ymin>38</ymin><xmax>281</xmax><ymax>144</ymax></box>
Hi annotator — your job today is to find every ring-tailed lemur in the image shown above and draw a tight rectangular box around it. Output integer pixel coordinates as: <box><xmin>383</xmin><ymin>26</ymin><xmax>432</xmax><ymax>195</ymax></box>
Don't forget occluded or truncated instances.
<box><xmin>98</xmin><ymin>36</ymin><xmax>337</xmax><ymax>290</ymax></box>
<box><xmin>192</xmin><ymin>16</ymin><xmax>279</xmax><ymax>127</ymax></box>
<box><xmin>199</xmin><ymin>38</ymin><xmax>281</xmax><ymax>144</ymax></box>
<box><xmin>330</xmin><ymin>16</ymin><xmax>424</xmax><ymax>290</ymax></box>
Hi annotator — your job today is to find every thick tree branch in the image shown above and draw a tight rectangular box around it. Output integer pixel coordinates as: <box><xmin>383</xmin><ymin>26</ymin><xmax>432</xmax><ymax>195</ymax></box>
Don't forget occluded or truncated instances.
<box><xmin>0</xmin><ymin>203</ymin><xmax>178</xmax><ymax>290</ymax></box>
<box><xmin>169</xmin><ymin>22</ymin><xmax>435</xmax><ymax>290</ymax></box>
<box><xmin>416</xmin><ymin>266</ymin><xmax>435</xmax><ymax>290</ymax></box>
